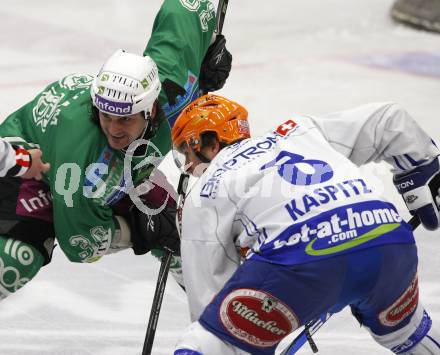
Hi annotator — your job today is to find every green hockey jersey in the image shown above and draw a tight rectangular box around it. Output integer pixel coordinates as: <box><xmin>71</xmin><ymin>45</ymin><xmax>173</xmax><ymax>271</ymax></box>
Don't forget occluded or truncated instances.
<box><xmin>0</xmin><ymin>0</ymin><xmax>215</xmax><ymax>262</ymax></box>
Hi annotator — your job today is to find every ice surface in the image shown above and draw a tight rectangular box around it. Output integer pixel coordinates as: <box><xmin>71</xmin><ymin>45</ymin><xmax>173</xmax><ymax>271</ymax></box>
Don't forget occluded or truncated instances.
<box><xmin>0</xmin><ymin>0</ymin><xmax>439</xmax><ymax>354</ymax></box>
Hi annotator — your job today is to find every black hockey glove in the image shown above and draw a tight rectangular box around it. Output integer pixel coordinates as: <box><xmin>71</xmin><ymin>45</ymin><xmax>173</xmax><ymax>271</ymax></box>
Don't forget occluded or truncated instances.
<box><xmin>199</xmin><ymin>34</ymin><xmax>232</xmax><ymax>93</ymax></box>
<box><xmin>394</xmin><ymin>156</ymin><xmax>440</xmax><ymax>230</ymax></box>
<box><xmin>129</xmin><ymin>204</ymin><xmax>180</xmax><ymax>256</ymax></box>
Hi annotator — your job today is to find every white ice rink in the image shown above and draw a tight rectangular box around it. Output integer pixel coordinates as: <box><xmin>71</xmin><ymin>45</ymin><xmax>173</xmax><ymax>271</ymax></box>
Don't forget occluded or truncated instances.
<box><xmin>0</xmin><ymin>0</ymin><xmax>439</xmax><ymax>354</ymax></box>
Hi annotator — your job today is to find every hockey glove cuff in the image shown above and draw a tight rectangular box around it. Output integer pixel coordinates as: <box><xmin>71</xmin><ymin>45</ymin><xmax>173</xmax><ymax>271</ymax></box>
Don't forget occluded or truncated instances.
<box><xmin>129</xmin><ymin>204</ymin><xmax>180</xmax><ymax>256</ymax></box>
<box><xmin>394</xmin><ymin>156</ymin><xmax>440</xmax><ymax>230</ymax></box>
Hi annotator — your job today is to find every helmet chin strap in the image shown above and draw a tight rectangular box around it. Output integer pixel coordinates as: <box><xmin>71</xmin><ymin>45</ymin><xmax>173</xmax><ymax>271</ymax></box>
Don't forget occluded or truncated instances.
<box><xmin>195</xmin><ymin>150</ymin><xmax>212</xmax><ymax>164</ymax></box>
<box><xmin>140</xmin><ymin>112</ymin><xmax>151</xmax><ymax>138</ymax></box>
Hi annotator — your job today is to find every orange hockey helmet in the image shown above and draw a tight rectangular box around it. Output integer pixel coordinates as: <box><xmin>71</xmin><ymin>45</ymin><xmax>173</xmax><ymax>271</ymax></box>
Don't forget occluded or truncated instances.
<box><xmin>172</xmin><ymin>94</ymin><xmax>250</xmax><ymax>154</ymax></box>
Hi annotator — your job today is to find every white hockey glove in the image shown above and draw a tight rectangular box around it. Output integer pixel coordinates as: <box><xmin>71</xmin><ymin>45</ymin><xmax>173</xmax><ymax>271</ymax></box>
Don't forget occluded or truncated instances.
<box><xmin>393</xmin><ymin>156</ymin><xmax>440</xmax><ymax>230</ymax></box>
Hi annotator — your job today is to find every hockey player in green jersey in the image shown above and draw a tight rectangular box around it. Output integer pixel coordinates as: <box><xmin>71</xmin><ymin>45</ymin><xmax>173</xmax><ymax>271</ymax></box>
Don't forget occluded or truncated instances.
<box><xmin>0</xmin><ymin>0</ymin><xmax>232</xmax><ymax>299</ymax></box>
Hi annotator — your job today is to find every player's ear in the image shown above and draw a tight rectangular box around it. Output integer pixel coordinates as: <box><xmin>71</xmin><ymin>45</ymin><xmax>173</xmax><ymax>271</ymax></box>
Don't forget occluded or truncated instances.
<box><xmin>213</xmin><ymin>138</ymin><xmax>221</xmax><ymax>155</ymax></box>
<box><xmin>209</xmin><ymin>138</ymin><xmax>222</xmax><ymax>158</ymax></box>
<box><xmin>202</xmin><ymin>137</ymin><xmax>221</xmax><ymax>161</ymax></box>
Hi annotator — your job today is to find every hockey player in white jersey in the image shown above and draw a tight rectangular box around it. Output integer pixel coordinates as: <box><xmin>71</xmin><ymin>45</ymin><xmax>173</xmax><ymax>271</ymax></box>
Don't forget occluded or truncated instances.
<box><xmin>171</xmin><ymin>94</ymin><xmax>440</xmax><ymax>355</ymax></box>
<box><xmin>0</xmin><ymin>139</ymin><xmax>49</xmax><ymax>179</ymax></box>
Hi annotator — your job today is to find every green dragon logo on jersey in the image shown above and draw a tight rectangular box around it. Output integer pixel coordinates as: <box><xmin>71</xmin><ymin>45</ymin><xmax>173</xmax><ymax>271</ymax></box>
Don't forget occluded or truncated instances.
<box><xmin>179</xmin><ymin>0</ymin><xmax>215</xmax><ymax>32</ymax></box>
<box><xmin>32</xmin><ymin>87</ymin><xmax>65</xmax><ymax>133</ymax></box>
<box><xmin>33</xmin><ymin>74</ymin><xmax>92</xmax><ymax>132</ymax></box>
<box><xmin>59</xmin><ymin>74</ymin><xmax>93</xmax><ymax>90</ymax></box>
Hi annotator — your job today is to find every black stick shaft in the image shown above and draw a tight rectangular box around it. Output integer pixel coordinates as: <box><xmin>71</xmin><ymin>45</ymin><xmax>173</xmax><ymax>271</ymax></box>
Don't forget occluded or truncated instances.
<box><xmin>142</xmin><ymin>249</ymin><xmax>173</xmax><ymax>355</ymax></box>
<box><xmin>216</xmin><ymin>0</ymin><xmax>229</xmax><ymax>35</ymax></box>
<box><xmin>408</xmin><ymin>215</ymin><xmax>421</xmax><ymax>230</ymax></box>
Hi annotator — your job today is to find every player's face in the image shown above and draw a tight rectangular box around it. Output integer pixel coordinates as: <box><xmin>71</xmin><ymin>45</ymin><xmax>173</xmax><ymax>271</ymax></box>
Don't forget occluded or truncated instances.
<box><xmin>99</xmin><ymin>112</ymin><xmax>147</xmax><ymax>150</ymax></box>
<box><xmin>174</xmin><ymin>141</ymin><xmax>219</xmax><ymax>177</ymax></box>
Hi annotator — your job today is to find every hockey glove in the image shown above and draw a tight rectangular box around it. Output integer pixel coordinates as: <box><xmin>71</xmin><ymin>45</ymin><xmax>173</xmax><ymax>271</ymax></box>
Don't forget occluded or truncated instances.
<box><xmin>112</xmin><ymin>169</ymin><xmax>179</xmax><ymax>255</ymax></box>
<box><xmin>129</xmin><ymin>204</ymin><xmax>180</xmax><ymax>256</ymax></box>
<box><xmin>199</xmin><ymin>34</ymin><xmax>232</xmax><ymax>93</ymax></box>
<box><xmin>393</xmin><ymin>156</ymin><xmax>440</xmax><ymax>230</ymax></box>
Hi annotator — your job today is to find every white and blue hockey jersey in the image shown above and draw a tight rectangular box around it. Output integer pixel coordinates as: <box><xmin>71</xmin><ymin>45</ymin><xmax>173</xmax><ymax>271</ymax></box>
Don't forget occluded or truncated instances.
<box><xmin>179</xmin><ymin>102</ymin><xmax>439</xmax><ymax>321</ymax></box>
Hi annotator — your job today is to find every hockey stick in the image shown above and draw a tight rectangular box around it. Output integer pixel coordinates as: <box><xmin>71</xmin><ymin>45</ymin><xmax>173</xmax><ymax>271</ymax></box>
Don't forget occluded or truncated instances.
<box><xmin>200</xmin><ymin>0</ymin><xmax>230</xmax><ymax>97</ymax></box>
<box><xmin>140</xmin><ymin>2</ymin><xmax>230</xmax><ymax>354</ymax></box>
<box><xmin>216</xmin><ymin>0</ymin><xmax>229</xmax><ymax>35</ymax></box>
<box><xmin>142</xmin><ymin>248</ymin><xmax>174</xmax><ymax>355</ymax></box>
<box><xmin>279</xmin><ymin>215</ymin><xmax>421</xmax><ymax>355</ymax></box>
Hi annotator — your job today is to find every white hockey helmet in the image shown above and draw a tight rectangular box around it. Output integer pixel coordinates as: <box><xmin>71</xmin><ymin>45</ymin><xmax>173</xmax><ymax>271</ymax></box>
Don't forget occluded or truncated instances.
<box><xmin>91</xmin><ymin>49</ymin><xmax>161</xmax><ymax>118</ymax></box>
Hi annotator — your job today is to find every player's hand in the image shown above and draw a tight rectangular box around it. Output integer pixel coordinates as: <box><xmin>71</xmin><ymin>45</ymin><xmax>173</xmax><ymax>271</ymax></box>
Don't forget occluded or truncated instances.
<box><xmin>394</xmin><ymin>156</ymin><xmax>440</xmax><ymax>230</ymax></box>
<box><xmin>22</xmin><ymin>149</ymin><xmax>50</xmax><ymax>180</ymax></box>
